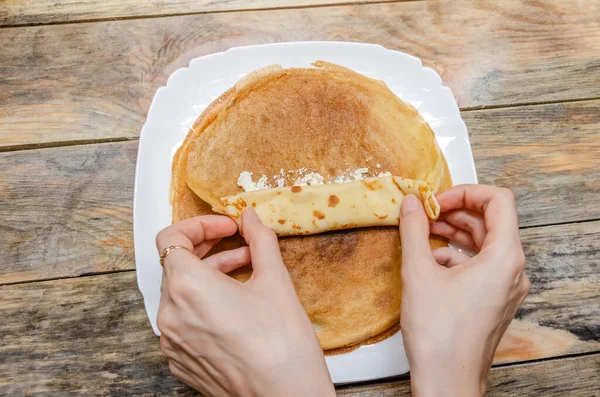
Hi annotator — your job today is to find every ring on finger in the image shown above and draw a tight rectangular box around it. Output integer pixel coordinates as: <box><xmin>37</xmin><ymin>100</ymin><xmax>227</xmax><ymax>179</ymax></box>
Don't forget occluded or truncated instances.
<box><xmin>159</xmin><ymin>245</ymin><xmax>192</xmax><ymax>266</ymax></box>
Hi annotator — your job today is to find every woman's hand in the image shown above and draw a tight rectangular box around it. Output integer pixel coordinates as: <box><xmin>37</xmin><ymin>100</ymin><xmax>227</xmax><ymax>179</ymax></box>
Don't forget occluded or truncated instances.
<box><xmin>155</xmin><ymin>209</ymin><xmax>335</xmax><ymax>397</ymax></box>
<box><xmin>399</xmin><ymin>185</ymin><xmax>530</xmax><ymax>396</ymax></box>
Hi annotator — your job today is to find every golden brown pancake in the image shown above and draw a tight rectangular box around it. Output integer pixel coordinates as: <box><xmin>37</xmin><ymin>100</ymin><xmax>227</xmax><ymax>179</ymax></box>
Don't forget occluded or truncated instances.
<box><xmin>172</xmin><ymin>62</ymin><xmax>452</xmax><ymax>350</ymax></box>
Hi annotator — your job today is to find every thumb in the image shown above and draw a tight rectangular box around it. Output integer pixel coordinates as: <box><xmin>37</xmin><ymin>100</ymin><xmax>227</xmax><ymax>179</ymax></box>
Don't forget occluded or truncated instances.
<box><xmin>241</xmin><ymin>207</ymin><xmax>286</xmax><ymax>279</ymax></box>
<box><xmin>400</xmin><ymin>195</ymin><xmax>436</xmax><ymax>268</ymax></box>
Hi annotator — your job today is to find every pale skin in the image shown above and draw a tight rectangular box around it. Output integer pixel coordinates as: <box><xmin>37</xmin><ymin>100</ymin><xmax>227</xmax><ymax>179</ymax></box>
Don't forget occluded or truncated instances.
<box><xmin>156</xmin><ymin>184</ymin><xmax>529</xmax><ymax>396</ymax></box>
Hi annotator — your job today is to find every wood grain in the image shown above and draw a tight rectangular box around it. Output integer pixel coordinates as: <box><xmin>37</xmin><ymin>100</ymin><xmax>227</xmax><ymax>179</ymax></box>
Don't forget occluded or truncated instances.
<box><xmin>0</xmin><ymin>270</ymin><xmax>598</xmax><ymax>396</ymax></box>
<box><xmin>0</xmin><ymin>0</ymin><xmax>402</xmax><ymax>27</ymax></box>
<box><xmin>495</xmin><ymin>220</ymin><xmax>600</xmax><ymax>363</ymax></box>
<box><xmin>0</xmin><ymin>142</ymin><xmax>137</xmax><ymax>284</ymax></box>
<box><xmin>1</xmin><ymin>0</ymin><xmax>600</xmax><ymax>148</ymax></box>
<box><xmin>337</xmin><ymin>354</ymin><xmax>600</xmax><ymax>396</ymax></box>
<box><xmin>2</xmin><ymin>145</ymin><xmax>599</xmax><ymax>362</ymax></box>
<box><xmin>466</xmin><ymin>100</ymin><xmax>600</xmax><ymax>227</ymax></box>
<box><xmin>2</xmin><ymin>100</ymin><xmax>599</xmax><ymax>284</ymax></box>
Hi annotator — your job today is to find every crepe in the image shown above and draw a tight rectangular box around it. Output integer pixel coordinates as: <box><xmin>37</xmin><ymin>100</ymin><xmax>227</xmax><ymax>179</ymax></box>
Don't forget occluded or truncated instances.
<box><xmin>172</xmin><ymin>61</ymin><xmax>452</xmax><ymax>350</ymax></box>
<box><xmin>199</xmin><ymin>176</ymin><xmax>440</xmax><ymax>236</ymax></box>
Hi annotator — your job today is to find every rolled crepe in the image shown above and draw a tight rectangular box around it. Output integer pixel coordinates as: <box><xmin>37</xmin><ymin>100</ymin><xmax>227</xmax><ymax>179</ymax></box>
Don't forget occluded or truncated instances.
<box><xmin>216</xmin><ymin>175</ymin><xmax>439</xmax><ymax>236</ymax></box>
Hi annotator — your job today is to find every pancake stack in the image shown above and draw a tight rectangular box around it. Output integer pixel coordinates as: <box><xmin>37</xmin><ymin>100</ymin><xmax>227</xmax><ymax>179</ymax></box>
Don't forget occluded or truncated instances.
<box><xmin>171</xmin><ymin>62</ymin><xmax>452</xmax><ymax>351</ymax></box>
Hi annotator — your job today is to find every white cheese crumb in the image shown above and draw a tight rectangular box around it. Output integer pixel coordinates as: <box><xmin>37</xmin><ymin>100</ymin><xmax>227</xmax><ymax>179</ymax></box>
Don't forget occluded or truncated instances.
<box><xmin>237</xmin><ymin>171</ymin><xmax>271</xmax><ymax>192</ymax></box>
<box><xmin>239</xmin><ymin>167</ymin><xmax>388</xmax><ymax>191</ymax></box>
<box><xmin>294</xmin><ymin>172</ymin><xmax>325</xmax><ymax>186</ymax></box>
<box><xmin>255</xmin><ymin>175</ymin><xmax>271</xmax><ymax>190</ymax></box>
<box><xmin>376</xmin><ymin>163</ymin><xmax>381</xmax><ymax>169</ymax></box>
<box><xmin>237</xmin><ymin>171</ymin><xmax>256</xmax><ymax>191</ymax></box>
<box><xmin>352</xmin><ymin>167</ymin><xmax>369</xmax><ymax>181</ymax></box>
<box><xmin>333</xmin><ymin>175</ymin><xmax>351</xmax><ymax>184</ymax></box>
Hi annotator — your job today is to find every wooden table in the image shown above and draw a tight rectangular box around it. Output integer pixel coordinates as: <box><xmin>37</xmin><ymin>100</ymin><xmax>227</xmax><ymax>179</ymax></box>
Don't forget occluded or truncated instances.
<box><xmin>1</xmin><ymin>0</ymin><xmax>599</xmax><ymax>395</ymax></box>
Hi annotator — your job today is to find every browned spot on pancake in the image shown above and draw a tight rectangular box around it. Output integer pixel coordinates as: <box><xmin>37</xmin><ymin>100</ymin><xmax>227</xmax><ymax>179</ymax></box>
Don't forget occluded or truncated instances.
<box><xmin>316</xmin><ymin>231</ymin><xmax>359</xmax><ymax>261</ymax></box>
<box><xmin>392</xmin><ymin>198</ymin><xmax>396</xmax><ymax>204</ymax></box>
<box><xmin>396</xmin><ymin>217</ymin><xmax>400</xmax><ymax>222</ymax></box>
<box><xmin>362</xmin><ymin>180</ymin><xmax>380</xmax><ymax>190</ymax></box>
<box><xmin>328</xmin><ymin>195</ymin><xmax>339</xmax><ymax>207</ymax></box>
<box><xmin>312</xmin><ymin>220</ymin><xmax>318</xmax><ymax>228</ymax></box>
<box><xmin>363</xmin><ymin>194</ymin><xmax>367</xmax><ymax>198</ymax></box>
<box><xmin>277</xmin><ymin>192</ymin><xmax>281</xmax><ymax>195</ymax></box>
<box><xmin>340</xmin><ymin>223</ymin><xmax>358</xmax><ymax>229</ymax></box>
<box><xmin>373</xmin><ymin>212</ymin><xmax>388</xmax><ymax>220</ymax></box>
<box><xmin>313</xmin><ymin>210</ymin><xmax>326</xmax><ymax>220</ymax></box>
<box><xmin>292</xmin><ymin>186</ymin><xmax>302</xmax><ymax>193</ymax></box>
<box><xmin>278</xmin><ymin>219</ymin><xmax>286</xmax><ymax>224</ymax></box>
<box><xmin>291</xmin><ymin>222</ymin><xmax>302</xmax><ymax>230</ymax></box>
<box><xmin>252</xmin><ymin>202</ymin><xmax>256</xmax><ymax>207</ymax></box>
<box><xmin>374</xmin><ymin>292</ymin><xmax>392</xmax><ymax>309</ymax></box>
<box><xmin>232</xmin><ymin>198</ymin><xmax>247</xmax><ymax>212</ymax></box>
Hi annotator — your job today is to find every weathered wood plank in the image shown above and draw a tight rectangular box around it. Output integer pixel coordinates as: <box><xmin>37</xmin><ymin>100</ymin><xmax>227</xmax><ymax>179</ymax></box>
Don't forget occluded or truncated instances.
<box><xmin>0</xmin><ymin>271</ymin><xmax>598</xmax><ymax>396</ymax></box>
<box><xmin>0</xmin><ymin>142</ymin><xmax>137</xmax><ymax>284</ymax></box>
<box><xmin>337</xmin><ymin>354</ymin><xmax>600</xmax><ymax>396</ymax></box>
<box><xmin>495</xmin><ymin>220</ymin><xmax>600</xmax><ymax>363</ymax></box>
<box><xmin>2</xmin><ymin>100</ymin><xmax>599</xmax><ymax>284</ymax></box>
<box><xmin>0</xmin><ymin>0</ymin><xmax>401</xmax><ymax>27</ymax></box>
<box><xmin>1</xmin><ymin>0</ymin><xmax>599</xmax><ymax>148</ymax></box>
<box><xmin>466</xmin><ymin>100</ymin><xmax>600</xmax><ymax>227</ymax></box>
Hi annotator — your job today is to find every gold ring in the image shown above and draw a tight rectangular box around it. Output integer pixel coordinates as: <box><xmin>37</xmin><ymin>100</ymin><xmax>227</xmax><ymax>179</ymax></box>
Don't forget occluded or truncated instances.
<box><xmin>159</xmin><ymin>245</ymin><xmax>190</xmax><ymax>267</ymax></box>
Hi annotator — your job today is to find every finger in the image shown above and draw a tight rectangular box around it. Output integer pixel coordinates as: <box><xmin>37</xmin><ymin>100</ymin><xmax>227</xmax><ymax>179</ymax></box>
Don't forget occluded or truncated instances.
<box><xmin>156</xmin><ymin>215</ymin><xmax>238</xmax><ymax>253</ymax></box>
<box><xmin>442</xmin><ymin>209</ymin><xmax>487</xmax><ymax>249</ymax></box>
<box><xmin>194</xmin><ymin>238</ymin><xmax>223</xmax><ymax>258</ymax></box>
<box><xmin>399</xmin><ymin>195</ymin><xmax>436</xmax><ymax>269</ymax></box>
<box><xmin>433</xmin><ymin>247</ymin><xmax>471</xmax><ymax>268</ymax></box>
<box><xmin>435</xmin><ymin>185</ymin><xmax>520</xmax><ymax>248</ymax></box>
<box><xmin>159</xmin><ymin>335</ymin><xmax>178</xmax><ymax>356</ymax></box>
<box><xmin>170</xmin><ymin>357</ymin><xmax>222</xmax><ymax>397</ymax></box>
<box><xmin>202</xmin><ymin>246</ymin><xmax>251</xmax><ymax>273</ymax></box>
<box><xmin>430</xmin><ymin>220</ymin><xmax>479</xmax><ymax>253</ymax></box>
<box><xmin>241</xmin><ymin>208</ymin><xmax>286</xmax><ymax>279</ymax></box>
<box><xmin>168</xmin><ymin>359</ymin><xmax>207</xmax><ymax>393</ymax></box>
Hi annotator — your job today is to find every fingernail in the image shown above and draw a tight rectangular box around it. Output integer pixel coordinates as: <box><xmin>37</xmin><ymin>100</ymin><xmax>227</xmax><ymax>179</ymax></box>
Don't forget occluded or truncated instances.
<box><xmin>401</xmin><ymin>195</ymin><xmax>419</xmax><ymax>217</ymax></box>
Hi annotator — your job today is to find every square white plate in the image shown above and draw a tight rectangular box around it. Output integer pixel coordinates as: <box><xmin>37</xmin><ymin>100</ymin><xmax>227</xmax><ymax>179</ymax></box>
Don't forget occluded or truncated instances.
<box><xmin>134</xmin><ymin>41</ymin><xmax>477</xmax><ymax>384</ymax></box>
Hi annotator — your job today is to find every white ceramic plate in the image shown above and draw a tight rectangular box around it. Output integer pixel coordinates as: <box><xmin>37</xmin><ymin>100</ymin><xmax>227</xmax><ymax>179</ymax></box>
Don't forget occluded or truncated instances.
<box><xmin>134</xmin><ymin>41</ymin><xmax>477</xmax><ymax>384</ymax></box>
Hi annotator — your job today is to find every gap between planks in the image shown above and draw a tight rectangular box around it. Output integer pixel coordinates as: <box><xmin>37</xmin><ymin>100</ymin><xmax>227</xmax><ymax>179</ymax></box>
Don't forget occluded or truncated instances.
<box><xmin>0</xmin><ymin>0</ymin><xmax>420</xmax><ymax>29</ymax></box>
<box><xmin>2</xmin><ymin>96</ymin><xmax>600</xmax><ymax>154</ymax></box>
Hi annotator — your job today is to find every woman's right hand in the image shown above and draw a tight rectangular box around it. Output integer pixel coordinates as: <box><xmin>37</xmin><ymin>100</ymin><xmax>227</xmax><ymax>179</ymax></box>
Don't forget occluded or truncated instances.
<box><xmin>399</xmin><ymin>185</ymin><xmax>530</xmax><ymax>396</ymax></box>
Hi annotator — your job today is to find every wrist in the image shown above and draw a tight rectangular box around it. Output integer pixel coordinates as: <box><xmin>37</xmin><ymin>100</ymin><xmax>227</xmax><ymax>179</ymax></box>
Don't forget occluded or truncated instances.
<box><xmin>410</xmin><ymin>367</ymin><xmax>485</xmax><ymax>397</ymax></box>
<box><xmin>408</xmin><ymin>343</ymin><xmax>487</xmax><ymax>397</ymax></box>
<box><xmin>254</xmin><ymin>377</ymin><xmax>335</xmax><ymax>397</ymax></box>
<box><xmin>250</xmin><ymin>353</ymin><xmax>335</xmax><ymax>397</ymax></box>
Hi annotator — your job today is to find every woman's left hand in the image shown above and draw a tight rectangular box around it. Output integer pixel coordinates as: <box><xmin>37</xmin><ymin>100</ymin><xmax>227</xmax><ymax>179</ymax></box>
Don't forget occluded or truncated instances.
<box><xmin>155</xmin><ymin>209</ymin><xmax>335</xmax><ymax>397</ymax></box>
